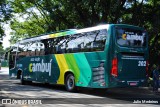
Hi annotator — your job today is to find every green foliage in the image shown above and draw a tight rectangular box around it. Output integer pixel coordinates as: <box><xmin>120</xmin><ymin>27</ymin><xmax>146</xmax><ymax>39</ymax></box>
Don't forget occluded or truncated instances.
<box><xmin>0</xmin><ymin>45</ymin><xmax>5</xmax><ymax>58</ymax></box>
<box><xmin>10</xmin><ymin>17</ymin><xmax>47</xmax><ymax>44</ymax></box>
<box><xmin>7</xmin><ymin>0</ymin><xmax>160</xmax><ymax>74</ymax></box>
<box><xmin>0</xmin><ymin>0</ymin><xmax>12</xmax><ymax>40</ymax></box>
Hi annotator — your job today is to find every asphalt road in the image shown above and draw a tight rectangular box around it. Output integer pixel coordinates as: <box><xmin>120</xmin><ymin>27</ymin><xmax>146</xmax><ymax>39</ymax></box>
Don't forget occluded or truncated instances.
<box><xmin>0</xmin><ymin>67</ymin><xmax>160</xmax><ymax>107</ymax></box>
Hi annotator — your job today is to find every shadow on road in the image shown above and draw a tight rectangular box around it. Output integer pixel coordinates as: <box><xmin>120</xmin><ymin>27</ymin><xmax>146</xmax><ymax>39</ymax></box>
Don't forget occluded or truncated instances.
<box><xmin>13</xmin><ymin>82</ymin><xmax>160</xmax><ymax>104</ymax></box>
<box><xmin>14</xmin><ymin>80</ymin><xmax>160</xmax><ymax>99</ymax></box>
<box><xmin>1</xmin><ymin>74</ymin><xmax>160</xmax><ymax>104</ymax></box>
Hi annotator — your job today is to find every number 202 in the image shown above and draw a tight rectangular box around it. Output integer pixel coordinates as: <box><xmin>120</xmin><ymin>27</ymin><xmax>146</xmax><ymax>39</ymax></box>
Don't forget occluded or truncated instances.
<box><xmin>138</xmin><ymin>61</ymin><xmax>146</xmax><ymax>66</ymax></box>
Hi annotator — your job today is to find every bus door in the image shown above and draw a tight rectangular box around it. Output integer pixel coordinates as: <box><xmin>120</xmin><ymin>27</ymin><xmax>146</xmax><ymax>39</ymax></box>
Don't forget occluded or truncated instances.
<box><xmin>8</xmin><ymin>48</ymin><xmax>17</xmax><ymax>69</ymax></box>
<box><xmin>112</xmin><ymin>27</ymin><xmax>148</xmax><ymax>85</ymax></box>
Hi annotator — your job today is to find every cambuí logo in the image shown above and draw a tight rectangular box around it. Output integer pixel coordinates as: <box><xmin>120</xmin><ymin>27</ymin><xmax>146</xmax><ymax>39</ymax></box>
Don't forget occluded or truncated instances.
<box><xmin>122</xmin><ymin>32</ymin><xmax>145</xmax><ymax>43</ymax></box>
<box><xmin>122</xmin><ymin>34</ymin><xmax>127</xmax><ymax>40</ymax></box>
<box><xmin>29</xmin><ymin>59</ymin><xmax>52</xmax><ymax>76</ymax></box>
<box><xmin>126</xmin><ymin>34</ymin><xmax>144</xmax><ymax>43</ymax></box>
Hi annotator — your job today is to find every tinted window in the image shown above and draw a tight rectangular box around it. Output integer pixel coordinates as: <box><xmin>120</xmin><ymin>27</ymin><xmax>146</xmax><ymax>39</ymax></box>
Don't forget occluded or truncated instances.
<box><xmin>66</xmin><ymin>29</ymin><xmax>107</xmax><ymax>53</ymax></box>
<box><xmin>116</xmin><ymin>28</ymin><xmax>146</xmax><ymax>47</ymax></box>
<box><xmin>18</xmin><ymin>41</ymin><xmax>45</xmax><ymax>57</ymax></box>
<box><xmin>41</xmin><ymin>37</ymin><xmax>66</xmax><ymax>54</ymax></box>
<box><xmin>19</xmin><ymin>29</ymin><xmax>107</xmax><ymax>56</ymax></box>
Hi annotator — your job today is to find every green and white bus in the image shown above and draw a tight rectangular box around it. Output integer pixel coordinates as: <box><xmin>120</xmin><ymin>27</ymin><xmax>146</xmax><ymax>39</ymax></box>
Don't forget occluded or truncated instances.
<box><xmin>6</xmin><ymin>24</ymin><xmax>148</xmax><ymax>91</ymax></box>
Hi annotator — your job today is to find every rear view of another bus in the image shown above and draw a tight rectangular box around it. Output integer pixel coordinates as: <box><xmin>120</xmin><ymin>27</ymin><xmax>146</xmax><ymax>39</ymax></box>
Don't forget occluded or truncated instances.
<box><xmin>109</xmin><ymin>24</ymin><xmax>148</xmax><ymax>87</ymax></box>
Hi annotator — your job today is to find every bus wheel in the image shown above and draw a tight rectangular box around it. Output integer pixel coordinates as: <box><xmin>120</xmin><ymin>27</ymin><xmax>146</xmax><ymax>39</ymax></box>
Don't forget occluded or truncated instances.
<box><xmin>17</xmin><ymin>70</ymin><xmax>22</xmax><ymax>79</ymax></box>
<box><xmin>65</xmin><ymin>74</ymin><xmax>76</xmax><ymax>92</ymax></box>
<box><xmin>20</xmin><ymin>72</ymin><xmax>26</xmax><ymax>85</ymax></box>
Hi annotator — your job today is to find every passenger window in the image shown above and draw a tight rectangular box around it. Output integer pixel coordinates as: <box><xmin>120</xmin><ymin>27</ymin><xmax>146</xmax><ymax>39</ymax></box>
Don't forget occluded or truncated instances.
<box><xmin>66</xmin><ymin>29</ymin><xmax>107</xmax><ymax>53</ymax></box>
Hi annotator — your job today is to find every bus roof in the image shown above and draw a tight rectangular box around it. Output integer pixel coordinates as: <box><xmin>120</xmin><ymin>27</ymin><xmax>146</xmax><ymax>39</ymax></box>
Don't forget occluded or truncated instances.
<box><xmin>18</xmin><ymin>24</ymin><xmax>110</xmax><ymax>44</ymax></box>
<box><xmin>16</xmin><ymin>24</ymin><xmax>143</xmax><ymax>44</ymax></box>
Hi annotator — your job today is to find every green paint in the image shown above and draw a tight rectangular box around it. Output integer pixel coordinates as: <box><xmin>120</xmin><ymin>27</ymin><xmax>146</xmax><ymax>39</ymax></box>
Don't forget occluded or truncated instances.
<box><xmin>74</xmin><ymin>53</ymin><xmax>92</xmax><ymax>86</ymax></box>
<box><xmin>64</xmin><ymin>54</ymin><xmax>80</xmax><ymax>82</ymax></box>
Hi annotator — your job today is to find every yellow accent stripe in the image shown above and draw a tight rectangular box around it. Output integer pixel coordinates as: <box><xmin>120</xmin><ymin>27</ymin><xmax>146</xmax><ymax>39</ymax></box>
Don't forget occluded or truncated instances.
<box><xmin>49</xmin><ymin>32</ymin><xmax>63</xmax><ymax>38</ymax></box>
<box><xmin>55</xmin><ymin>54</ymin><xmax>69</xmax><ymax>84</ymax></box>
<box><xmin>49</xmin><ymin>34</ymin><xmax>57</xmax><ymax>38</ymax></box>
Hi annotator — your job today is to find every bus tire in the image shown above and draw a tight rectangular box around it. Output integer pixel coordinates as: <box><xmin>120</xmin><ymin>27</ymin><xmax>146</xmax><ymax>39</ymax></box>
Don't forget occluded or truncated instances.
<box><xmin>17</xmin><ymin>70</ymin><xmax>22</xmax><ymax>79</ymax></box>
<box><xmin>65</xmin><ymin>73</ymin><xmax>76</xmax><ymax>92</ymax></box>
<box><xmin>20</xmin><ymin>72</ymin><xmax>26</xmax><ymax>85</ymax></box>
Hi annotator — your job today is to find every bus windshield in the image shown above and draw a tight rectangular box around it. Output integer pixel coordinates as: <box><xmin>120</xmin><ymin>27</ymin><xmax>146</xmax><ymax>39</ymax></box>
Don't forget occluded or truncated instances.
<box><xmin>116</xmin><ymin>27</ymin><xmax>147</xmax><ymax>47</ymax></box>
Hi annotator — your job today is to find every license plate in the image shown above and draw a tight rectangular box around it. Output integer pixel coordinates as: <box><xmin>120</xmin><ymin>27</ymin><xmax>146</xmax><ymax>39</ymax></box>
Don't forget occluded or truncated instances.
<box><xmin>130</xmin><ymin>82</ymin><xmax>137</xmax><ymax>86</ymax></box>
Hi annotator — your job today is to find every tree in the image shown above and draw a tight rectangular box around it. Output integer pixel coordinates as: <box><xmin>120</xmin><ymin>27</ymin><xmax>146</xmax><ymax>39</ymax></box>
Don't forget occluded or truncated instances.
<box><xmin>0</xmin><ymin>45</ymin><xmax>5</xmax><ymax>59</ymax></box>
<box><xmin>0</xmin><ymin>0</ymin><xmax>12</xmax><ymax>41</ymax></box>
<box><xmin>8</xmin><ymin>0</ymin><xmax>160</xmax><ymax>74</ymax></box>
<box><xmin>10</xmin><ymin>17</ymin><xmax>48</xmax><ymax>44</ymax></box>
<box><xmin>9</xmin><ymin>0</ymin><xmax>127</xmax><ymax>41</ymax></box>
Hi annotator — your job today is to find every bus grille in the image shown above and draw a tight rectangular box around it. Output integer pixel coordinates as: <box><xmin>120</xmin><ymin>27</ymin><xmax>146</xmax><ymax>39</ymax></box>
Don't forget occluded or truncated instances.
<box><xmin>92</xmin><ymin>66</ymin><xmax>105</xmax><ymax>83</ymax></box>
